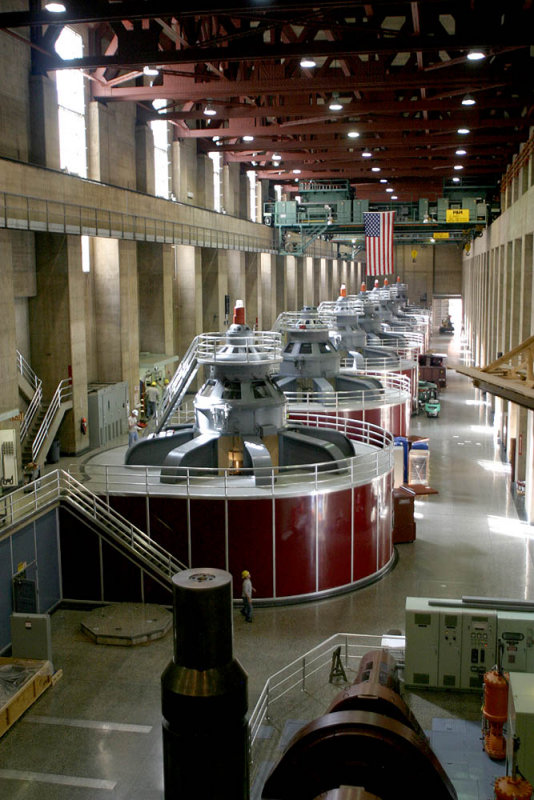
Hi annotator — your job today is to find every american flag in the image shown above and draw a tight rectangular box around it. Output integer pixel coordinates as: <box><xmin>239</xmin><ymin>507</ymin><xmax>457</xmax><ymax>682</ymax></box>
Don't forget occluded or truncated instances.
<box><xmin>364</xmin><ymin>211</ymin><xmax>395</xmax><ymax>276</ymax></box>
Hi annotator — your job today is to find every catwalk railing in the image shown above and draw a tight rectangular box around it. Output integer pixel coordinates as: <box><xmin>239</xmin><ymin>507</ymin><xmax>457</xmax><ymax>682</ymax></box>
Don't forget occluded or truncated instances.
<box><xmin>0</xmin><ymin>189</ymin><xmax>276</xmax><ymax>254</ymax></box>
<box><xmin>31</xmin><ymin>379</ymin><xmax>73</xmax><ymax>463</ymax></box>
<box><xmin>248</xmin><ymin>632</ymin><xmax>406</xmax><ymax>762</ymax></box>
<box><xmin>69</xmin><ymin>415</ymin><xmax>394</xmax><ymax>497</ymax></box>
<box><xmin>283</xmin><ymin>371</ymin><xmax>411</xmax><ymax>409</ymax></box>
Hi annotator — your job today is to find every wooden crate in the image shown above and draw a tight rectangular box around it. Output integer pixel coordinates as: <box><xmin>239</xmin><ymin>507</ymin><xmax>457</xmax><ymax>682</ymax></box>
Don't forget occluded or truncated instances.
<box><xmin>0</xmin><ymin>657</ymin><xmax>55</xmax><ymax>738</ymax></box>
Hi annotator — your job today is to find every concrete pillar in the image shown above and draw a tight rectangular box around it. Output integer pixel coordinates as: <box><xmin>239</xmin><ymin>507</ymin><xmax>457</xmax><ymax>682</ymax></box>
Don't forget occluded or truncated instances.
<box><xmin>30</xmin><ymin>233</ymin><xmax>88</xmax><ymax>454</ymax></box>
<box><xmin>223</xmin><ymin>164</ymin><xmax>240</xmax><ymax>216</ymax></box>
<box><xmin>137</xmin><ymin>243</ymin><xmax>174</xmax><ymax>354</ymax></box>
<box><xmin>286</xmin><ymin>256</ymin><xmax>297</xmax><ymax>310</ymax></box>
<box><xmin>29</xmin><ymin>74</ymin><xmax>60</xmax><ymax>170</ymax></box>
<box><xmin>227</xmin><ymin>251</ymin><xmax>246</xmax><ymax>315</ymax></box>
<box><xmin>259</xmin><ymin>253</ymin><xmax>276</xmax><ymax>330</ymax></box>
<box><xmin>172</xmin><ymin>140</ymin><xmax>197</xmax><ymax>204</ymax></box>
<box><xmin>520</xmin><ymin>234</ymin><xmax>533</xmax><ymax>342</ymax></box>
<box><xmin>319</xmin><ymin>258</ymin><xmax>327</xmax><ymax>301</ymax></box>
<box><xmin>0</xmin><ymin>232</ymin><xmax>21</xmax><ymax>466</ymax></box>
<box><xmin>515</xmin><ymin>406</ymin><xmax>528</xmax><ymax>485</ymax></box>
<box><xmin>245</xmin><ymin>252</ymin><xmax>259</xmax><ymax>329</ymax></box>
<box><xmin>326</xmin><ymin>260</ymin><xmax>333</xmax><ymax>300</ymax></box>
<box><xmin>509</xmin><ymin>239</ymin><xmax>522</xmax><ymax>350</ymax></box>
<box><xmin>91</xmin><ymin>238</ymin><xmax>140</xmax><ymax>408</ymax></box>
<box><xmin>197</xmin><ymin>154</ymin><xmax>214</xmax><ymax>210</ymax></box>
<box><xmin>174</xmin><ymin>244</ymin><xmax>202</xmax><ymax>357</ymax></box>
<box><xmin>275</xmin><ymin>256</ymin><xmax>287</xmax><ymax>316</ymax></box>
<box><xmin>303</xmin><ymin>257</ymin><xmax>314</xmax><ymax>306</ymax></box>
<box><xmin>202</xmin><ymin>248</ymin><xmax>228</xmax><ymax>332</ymax></box>
<box><xmin>136</xmin><ymin>123</ymin><xmax>155</xmax><ymax>195</ymax></box>
<box><xmin>295</xmin><ymin>257</ymin><xmax>304</xmax><ymax>310</ymax></box>
<box><xmin>525</xmin><ymin>410</ymin><xmax>534</xmax><ymax>524</ymax></box>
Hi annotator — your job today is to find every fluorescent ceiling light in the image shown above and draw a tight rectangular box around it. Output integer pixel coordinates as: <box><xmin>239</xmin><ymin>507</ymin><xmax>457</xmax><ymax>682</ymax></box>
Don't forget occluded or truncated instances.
<box><xmin>452</xmin><ymin>176</ymin><xmax>461</xmax><ymax>183</ymax></box>
<box><xmin>391</xmin><ymin>195</ymin><xmax>398</xmax><ymax>200</ymax></box>
<box><xmin>272</xmin><ymin>153</ymin><xmax>282</xmax><ymax>160</ymax></box>
<box><xmin>347</xmin><ymin>131</ymin><xmax>360</xmax><ymax>139</ymax></box>
<box><xmin>300</xmin><ymin>58</ymin><xmax>317</xmax><ymax>68</ymax></box>
<box><xmin>362</xmin><ymin>149</ymin><xmax>373</xmax><ymax>158</ymax></box>
<box><xmin>379</xmin><ymin>178</ymin><xmax>388</xmax><ymax>184</ymax></box>
<box><xmin>455</xmin><ymin>148</ymin><xmax>467</xmax><ymax>155</ymax></box>
<box><xmin>203</xmin><ymin>101</ymin><xmax>217</xmax><ymax>116</ymax></box>
<box><xmin>371</xmin><ymin>166</ymin><xmax>381</xmax><ymax>172</ymax></box>
<box><xmin>152</xmin><ymin>98</ymin><xmax>167</xmax><ymax>112</ymax></box>
<box><xmin>462</xmin><ymin>94</ymin><xmax>476</xmax><ymax>106</ymax></box>
<box><xmin>457</xmin><ymin>128</ymin><xmax>470</xmax><ymax>135</ymax></box>
<box><xmin>386</xmin><ymin>187</ymin><xmax>394</xmax><ymax>193</ymax></box>
<box><xmin>467</xmin><ymin>50</ymin><xmax>485</xmax><ymax>61</ymax></box>
<box><xmin>454</xmin><ymin>164</ymin><xmax>464</xmax><ymax>170</ymax></box>
<box><xmin>143</xmin><ymin>66</ymin><xmax>160</xmax><ymax>77</ymax></box>
<box><xmin>292</xmin><ymin>169</ymin><xmax>301</xmax><ymax>174</ymax></box>
<box><xmin>45</xmin><ymin>2</ymin><xmax>66</xmax><ymax>11</ymax></box>
<box><xmin>242</xmin><ymin>135</ymin><xmax>254</xmax><ymax>142</ymax></box>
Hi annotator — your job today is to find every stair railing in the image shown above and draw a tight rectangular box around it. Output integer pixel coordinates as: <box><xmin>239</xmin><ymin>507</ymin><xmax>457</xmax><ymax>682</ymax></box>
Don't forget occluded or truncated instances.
<box><xmin>17</xmin><ymin>351</ymin><xmax>43</xmax><ymax>442</ymax></box>
<box><xmin>1</xmin><ymin>470</ymin><xmax>187</xmax><ymax>587</ymax></box>
<box><xmin>156</xmin><ymin>335</ymin><xmax>200</xmax><ymax>430</ymax></box>
<box><xmin>31</xmin><ymin>378</ymin><xmax>73</xmax><ymax>462</ymax></box>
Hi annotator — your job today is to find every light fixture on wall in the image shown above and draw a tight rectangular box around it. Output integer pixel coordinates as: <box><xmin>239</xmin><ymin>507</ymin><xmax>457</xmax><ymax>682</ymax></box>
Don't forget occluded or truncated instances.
<box><xmin>329</xmin><ymin>92</ymin><xmax>343</xmax><ymax>112</ymax></box>
<box><xmin>461</xmin><ymin>94</ymin><xmax>476</xmax><ymax>106</ymax></box>
<box><xmin>203</xmin><ymin>100</ymin><xmax>217</xmax><ymax>117</ymax></box>
<box><xmin>467</xmin><ymin>49</ymin><xmax>485</xmax><ymax>61</ymax></box>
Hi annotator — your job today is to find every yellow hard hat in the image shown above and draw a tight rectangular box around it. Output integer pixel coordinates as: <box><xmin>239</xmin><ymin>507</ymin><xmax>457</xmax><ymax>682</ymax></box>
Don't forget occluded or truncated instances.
<box><xmin>151</xmin><ymin>381</ymin><xmax>157</xmax><ymax>386</ymax></box>
<box><xmin>241</xmin><ymin>570</ymin><xmax>250</xmax><ymax>578</ymax></box>
<box><xmin>164</xmin><ymin>378</ymin><xmax>169</xmax><ymax>385</ymax></box>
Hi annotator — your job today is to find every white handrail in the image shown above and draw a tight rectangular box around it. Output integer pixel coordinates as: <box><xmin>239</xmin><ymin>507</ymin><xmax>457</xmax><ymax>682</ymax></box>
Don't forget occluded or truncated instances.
<box><xmin>69</xmin><ymin>414</ymin><xmax>394</xmax><ymax>497</ymax></box>
<box><xmin>0</xmin><ymin>469</ymin><xmax>187</xmax><ymax>583</ymax></box>
<box><xmin>17</xmin><ymin>351</ymin><xmax>43</xmax><ymax>442</ymax></box>
<box><xmin>248</xmin><ymin>632</ymin><xmax>406</xmax><ymax>755</ymax></box>
<box><xmin>157</xmin><ymin>335</ymin><xmax>200</xmax><ymax>427</ymax></box>
<box><xmin>31</xmin><ymin>378</ymin><xmax>73</xmax><ymax>462</ymax></box>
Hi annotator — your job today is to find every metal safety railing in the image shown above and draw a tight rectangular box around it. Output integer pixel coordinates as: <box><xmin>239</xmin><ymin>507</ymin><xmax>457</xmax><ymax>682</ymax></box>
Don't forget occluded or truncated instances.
<box><xmin>17</xmin><ymin>351</ymin><xmax>43</xmax><ymax>441</ymax></box>
<box><xmin>157</xmin><ymin>335</ymin><xmax>200</xmax><ymax>430</ymax></box>
<box><xmin>0</xmin><ymin>188</ymin><xmax>276</xmax><ymax>255</ymax></box>
<box><xmin>283</xmin><ymin>371</ymin><xmax>411</xmax><ymax>410</ymax></box>
<box><xmin>248</xmin><ymin>632</ymin><xmax>406</xmax><ymax>756</ymax></box>
<box><xmin>31</xmin><ymin>378</ymin><xmax>73</xmax><ymax>463</ymax></box>
<box><xmin>0</xmin><ymin>470</ymin><xmax>186</xmax><ymax>585</ymax></box>
<box><xmin>69</xmin><ymin>414</ymin><xmax>394</xmax><ymax>497</ymax></box>
<box><xmin>196</xmin><ymin>330</ymin><xmax>282</xmax><ymax>363</ymax></box>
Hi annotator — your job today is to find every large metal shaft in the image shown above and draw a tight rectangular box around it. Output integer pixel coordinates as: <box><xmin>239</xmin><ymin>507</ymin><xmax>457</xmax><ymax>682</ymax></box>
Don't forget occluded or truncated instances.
<box><xmin>162</xmin><ymin>567</ymin><xmax>249</xmax><ymax>799</ymax></box>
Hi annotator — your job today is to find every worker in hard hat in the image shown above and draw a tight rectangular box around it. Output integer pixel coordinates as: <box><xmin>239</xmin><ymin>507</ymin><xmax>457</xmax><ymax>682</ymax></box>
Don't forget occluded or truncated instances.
<box><xmin>240</xmin><ymin>570</ymin><xmax>255</xmax><ymax>623</ymax></box>
<box><xmin>145</xmin><ymin>381</ymin><xmax>159</xmax><ymax>419</ymax></box>
<box><xmin>127</xmin><ymin>409</ymin><xmax>141</xmax><ymax>448</ymax></box>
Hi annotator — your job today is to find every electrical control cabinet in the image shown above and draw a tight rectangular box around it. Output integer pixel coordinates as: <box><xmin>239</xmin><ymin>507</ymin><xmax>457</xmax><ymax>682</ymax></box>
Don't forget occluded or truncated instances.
<box><xmin>87</xmin><ymin>381</ymin><xmax>129</xmax><ymax>450</ymax></box>
<box><xmin>438</xmin><ymin>611</ymin><xmax>463</xmax><ymax>689</ymax></box>
<box><xmin>460</xmin><ymin>611</ymin><xmax>496</xmax><ymax>690</ymax></box>
<box><xmin>498</xmin><ymin>611</ymin><xmax>534</xmax><ymax>672</ymax></box>
<box><xmin>506</xmin><ymin>672</ymin><xmax>534</xmax><ymax>787</ymax></box>
<box><xmin>405</xmin><ymin>598</ymin><xmax>501</xmax><ymax>691</ymax></box>
<box><xmin>404</xmin><ymin>597</ymin><xmax>441</xmax><ymax>688</ymax></box>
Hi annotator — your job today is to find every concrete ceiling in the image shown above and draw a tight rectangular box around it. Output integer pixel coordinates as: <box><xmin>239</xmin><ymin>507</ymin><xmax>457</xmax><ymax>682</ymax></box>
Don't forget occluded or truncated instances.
<box><xmin>2</xmin><ymin>0</ymin><xmax>533</xmax><ymax>203</ymax></box>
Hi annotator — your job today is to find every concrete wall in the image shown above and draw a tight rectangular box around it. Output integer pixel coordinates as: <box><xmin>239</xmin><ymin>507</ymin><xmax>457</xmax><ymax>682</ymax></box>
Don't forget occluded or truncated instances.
<box><xmin>0</xmin><ymin>6</ymin><xmax>30</xmax><ymax>162</ymax></box>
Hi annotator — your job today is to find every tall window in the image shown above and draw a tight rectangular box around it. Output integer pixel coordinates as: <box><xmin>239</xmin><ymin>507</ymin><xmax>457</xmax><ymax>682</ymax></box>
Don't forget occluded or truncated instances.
<box><xmin>209</xmin><ymin>151</ymin><xmax>222</xmax><ymax>211</ymax></box>
<box><xmin>246</xmin><ymin>170</ymin><xmax>257</xmax><ymax>221</ymax></box>
<box><xmin>151</xmin><ymin>120</ymin><xmax>170</xmax><ymax>198</ymax></box>
<box><xmin>55</xmin><ymin>28</ymin><xmax>87</xmax><ymax>178</ymax></box>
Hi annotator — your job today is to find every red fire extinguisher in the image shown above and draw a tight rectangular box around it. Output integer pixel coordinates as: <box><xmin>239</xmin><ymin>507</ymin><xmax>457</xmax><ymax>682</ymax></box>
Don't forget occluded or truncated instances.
<box><xmin>80</xmin><ymin>417</ymin><xmax>87</xmax><ymax>435</ymax></box>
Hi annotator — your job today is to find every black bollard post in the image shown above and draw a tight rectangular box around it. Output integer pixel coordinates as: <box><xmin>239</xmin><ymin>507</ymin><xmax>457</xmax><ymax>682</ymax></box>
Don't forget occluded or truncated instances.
<box><xmin>162</xmin><ymin>567</ymin><xmax>249</xmax><ymax>799</ymax></box>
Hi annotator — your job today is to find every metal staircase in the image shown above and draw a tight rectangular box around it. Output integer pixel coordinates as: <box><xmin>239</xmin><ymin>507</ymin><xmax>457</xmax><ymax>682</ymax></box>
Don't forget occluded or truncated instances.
<box><xmin>17</xmin><ymin>351</ymin><xmax>42</xmax><ymax>442</ymax></box>
<box><xmin>156</xmin><ymin>335</ymin><xmax>200</xmax><ymax>430</ymax></box>
<box><xmin>1</xmin><ymin>470</ymin><xmax>186</xmax><ymax>591</ymax></box>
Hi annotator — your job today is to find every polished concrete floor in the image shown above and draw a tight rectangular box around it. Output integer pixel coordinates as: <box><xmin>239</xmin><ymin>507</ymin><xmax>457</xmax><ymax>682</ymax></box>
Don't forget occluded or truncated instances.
<box><xmin>1</xmin><ymin>332</ymin><xmax>533</xmax><ymax>798</ymax></box>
